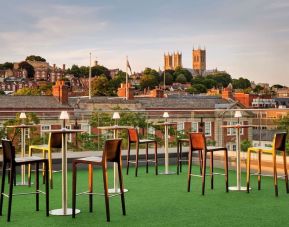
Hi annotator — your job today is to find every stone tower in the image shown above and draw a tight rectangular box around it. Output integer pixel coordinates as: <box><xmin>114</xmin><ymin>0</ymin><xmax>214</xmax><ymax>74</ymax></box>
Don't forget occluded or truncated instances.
<box><xmin>192</xmin><ymin>48</ymin><xmax>206</xmax><ymax>75</ymax></box>
<box><xmin>164</xmin><ymin>52</ymin><xmax>182</xmax><ymax>70</ymax></box>
<box><xmin>173</xmin><ymin>52</ymin><xmax>182</xmax><ymax>69</ymax></box>
<box><xmin>164</xmin><ymin>53</ymin><xmax>173</xmax><ymax>70</ymax></box>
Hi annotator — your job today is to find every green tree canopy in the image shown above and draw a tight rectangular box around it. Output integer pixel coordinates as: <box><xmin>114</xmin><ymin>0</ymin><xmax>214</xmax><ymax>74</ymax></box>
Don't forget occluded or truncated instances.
<box><xmin>91</xmin><ymin>76</ymin><xmax>111</xmax><ymax>96</ymax></box>
<box><xmin>232</xmin><ymin>77</ymin><xmax>251</xmax><ymax>89</ymax></box>
<box><xmin>206</xmin><ymin>72</ymin><xmax>232</xmax><ymax>88</ymax></box>
<box><xmin>187</xmin><ymin>84</ymin><xmax>207</xmax><ymax>94</ymax></box>
<box><xmin>160</xmin><ymin>72</ymin><xmax>173</xmax><ymax>85</ymax></box>
<box><xmin>174</xmin><ymin>67</ymin><xmax>192</xmax><ymax>82</ymax></box>
<box><xmin>0</xmin><ymin>62</ymin><xmax>13</xmax><ymax>70</ymax></box>
<box><xmin>175</xmin><ymin>74</ymin><xmax>187</xmax><ymax>84</ymax></box>
<box><xmin>25</xmin><ymin>55</ymin><xmax>46</xmax><ymax>62</ymax></box>
<box><xmin>19</xmin><ymin>61</ymin><xmax>35</xmax><ymax>78</ymax></box>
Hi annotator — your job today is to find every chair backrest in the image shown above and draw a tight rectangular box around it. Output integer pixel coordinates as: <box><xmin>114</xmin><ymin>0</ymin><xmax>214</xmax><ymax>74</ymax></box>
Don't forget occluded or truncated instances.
<box><xmin>1</xmin><ymin>139</ymin><xmax>15</xmax><ymax>163</ymax></box>
<box><xmin>103</xmin><ymin>139</ymin><xmax>122</xmax><ymax>162</ymax></box>
<box><xmin>273</xmin><ymin>132</ymin><xmax>287</xmax><ymax>151</ymax></box>
<box><xmin>189</xmin><ymin>132</ymin><xmax>206</xmax><ymax>151</ymax></box>
<box><xmin>128</xmin><ymin>128</ymin><xmax>139</xmax><ymax>143</ymax></box>
<box><xmin>48</xmin><ymin>133</ymin><xmax>62</xmax><ymax>149</ymax></box>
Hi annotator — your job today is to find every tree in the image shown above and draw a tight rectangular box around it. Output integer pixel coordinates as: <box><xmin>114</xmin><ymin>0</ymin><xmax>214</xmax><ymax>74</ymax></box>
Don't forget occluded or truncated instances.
<box><xmin>175</xmin><ymin>74</ymin><xmax>187</xmax><ymax>83</ymax></box>
<box><xmin>68</xmin><ymin>64</ymin><xmax>81</xmax><ymax>77</ymax></box>
<box><xmin>91</xmin><ymin>76</ymin><xmax>111</xmax><ymax>96</ymax></box>
<box><xmin>174</xmin><ymin>67</ymin><xmax>192</xmax><ymax>82</ymax></box>
<box><xmin>187</xmin><ymin>84</ymin><xmax>207</xmax><ymax>94</ymax></box>
<box><xmin>25</xmin><ymin>55</ymin><xmax>46</xmax><ymax>62</ymax></box>
<box><xmin>140</xmin><ymin>68</ymin><xmax>160</xmax><ymax>90</ymax></box>
<box><xmin>160</xmin><ymin>72</ymin><xmax>173</xmax><ymax>85</ymax></box>
<box><xmin>206</xmin><ymin>72</ymin><xmax>232</xmax><ymax>88</ymax></box>
<box><xmin>18</xmin><ymin>61</ymin><xmax>35</xmax><ymax>78</ymax></box>
<box><xmin>232</xmin><ymin>77</ymin><xmax>251</xmax><ymax>89</ymax></box>
<box><xmin>140</xmin><ymin>74</ymin><xmax>159</xmax><ymax>90</ymax></box>
<box><xmin>0</xmin><ymin>62</ymin><xmax>13</xmax><ymax>70</ymax></box>
<box><xmin>91</xmin><ymin>65</ymin><xmax>109</xmax><ymax>77</ymax></box>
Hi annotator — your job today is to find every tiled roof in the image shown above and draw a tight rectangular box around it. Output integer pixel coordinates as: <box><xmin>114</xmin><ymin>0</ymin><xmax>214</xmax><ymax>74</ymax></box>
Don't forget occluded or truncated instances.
<box><xmin>0</xmin><ymin>96</ymin><xmax>72</xmax><ymax>109</ymax></box>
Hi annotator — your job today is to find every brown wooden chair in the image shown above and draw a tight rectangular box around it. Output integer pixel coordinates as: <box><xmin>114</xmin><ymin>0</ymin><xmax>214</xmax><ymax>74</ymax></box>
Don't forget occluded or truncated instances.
<box><xmin>187</xmin><ymin>132</ymin><xmax>229</xmax><ymax>195</ymax></box>
<box><xmin>127</xmin><ymin>128</ymin><xmax>158</xmax><ymax>176</ymax></box>
<box><xmin>0</xmin><ymin>139</ymin><xmax>49</xmax><ymax>222</ymax></box>
<box><xmin>28</xmin><ymin>132</ymin><xmax>62</xmax><ymax>189</ymax></box>
<box><xmin>246</xmin><ymin>132</ymin><xmax>289</xmax><ymax>196</ymax></box>
<box><xmin>72</xmin><ymin>139</ymin><xmax>126</xmax><ymax>222</ymax></box>
<box><xmin>177</xmin><ymin>138</ymin><xmax>203</xmax><ymax>175</ymax></box>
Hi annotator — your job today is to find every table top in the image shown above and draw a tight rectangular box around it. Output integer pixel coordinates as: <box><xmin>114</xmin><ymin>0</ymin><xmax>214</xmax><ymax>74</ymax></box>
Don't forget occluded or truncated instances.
<box><xmin>6</xmin><ymin>124</ymin><xmax>38</xmax><ymax>129</ymax></box>
<box><xmin>221</xmin><ymin>124</ymin><xmax>255</xmax><ymax>129</ymax></box>
<box><xmin>155</xmin><ymin>122</ymin><xmax>178</xmax><ymax>126</ymax></box>
<box><xmin>97</xmin><ymin>125</ymin><xmax>133</xmax><ymax>130</ymax></box>
<box><xmin>42</xmin><ymin>128</ymin><xmax>84</xmax><ymax>134</ymax></box>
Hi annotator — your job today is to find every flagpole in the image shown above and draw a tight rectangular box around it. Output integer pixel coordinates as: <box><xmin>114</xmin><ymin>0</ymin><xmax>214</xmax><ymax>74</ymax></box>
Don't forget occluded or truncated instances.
<box><xmin>163</xmin><ymin>67</ymin><xmax>166</xmax><ymax>90</ymax></box>
<box><xmin>125</xmin><ymin>56</ymin><xmax>128</xmax><ymax>100</ymax></box>
<box><xmin>89</xmin><ymin>52</ymin><xmax>91</xmax><ymax>99</ymax></box>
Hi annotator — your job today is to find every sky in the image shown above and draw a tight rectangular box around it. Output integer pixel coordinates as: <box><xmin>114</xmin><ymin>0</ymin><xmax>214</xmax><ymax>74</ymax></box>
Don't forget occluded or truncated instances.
<box><xmin>1</xmin><ymin>0</ymin><xmax>289</xmax><ymax>85</ymax></box>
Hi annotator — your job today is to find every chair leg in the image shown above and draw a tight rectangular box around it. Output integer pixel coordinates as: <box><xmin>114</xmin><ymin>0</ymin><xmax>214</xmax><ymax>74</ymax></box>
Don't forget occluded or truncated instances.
<box><xmin>224</xmin><ymin>149</ymin><xmax>229</xmax><ymax>192</ymax></box>
<box><xmin>45</xmin><ymin>160</ymin><xmax>49</xmax><ymax>217</ymax></box>
<box><xmin>88</xmin><ymin>164</ymin><xmax>93</xmax><ymax>212</ymax></box>
<box><xmin>126</xmin><ymin>143</ymin><xmax>130</xmax><ymax>175</ymax></box>
<box><xmin>102</xmin><ymin>164</ymin><xmax>110</xmax><ymax>222</ymax></box>
<box><xmin>154</xmin><ymin>142</ymin><xmax>158</xmax><ymax>175</ymax></box>
<box><xmin>180</xmin><ymin>141</ymin><xmax>183</xmax><ymax>173</ymax></box>
<box><xmin>36</xmin><ymin>162</ymin><xmax>39</xmax><ymax>211</ymax></box>
<box><xmin>187</xmin><ymin>148</ymin><xmax>192</xmax><ymax>192</ymax></box>
<box><xmin>7</xmin><ymin>166</ymin><xmax>15</xmax><ymax>222</ymax></box>
<box><xmin>135</xmin><ymin>143</ymin><xmax>139</xmax><ymax>177</ymax></box>
<box><xmin>210</xmin><ymin>151</ymin><xmax>214</xmax><ymax>190</ymax></box>
<box><xmin>72</xmin><ymin>162</ymin><xmax>77</xmax><ymax>218</ymax></box>
<box><xmin>42</xmin><ymin>150</ymin><xmax>46</xmax><ymax>185</ymax></box>
<box><xmin>258</xmin><ymin>151</ymin><xmax>262</xmax><ymax>190</ymax></box>
<box><xmin>145</xmin><ymin>143</ymin><xmax>148</xmax><ymax>173</ymax></box>
<box><xmin>246</xmin><ymin>150</ymin><xmax>251</xmax><ymax>193</ymax></box>
<box><xmin>177</xmin><ymin>141</ymin><xmax>180</xmax><ymax>175</ymax></box>
<box><xmin>117</xmin><ymin>162</ymin><xmax>126</xmax><ymax>216</ymax></box>
<box><xmin>48</xmin><ymin>148</ymin><xmax>53</xmax><ymax>189</ymax></box>
<box><xmin>273</xmin><ymin>152</ymin><xmax>278</xmax><ymax>197</ymax></box>
<box><xmin>202</xmin><ymin>150</ymin><xmax>207</xmax><ymax>195</ymax></box>
<box><xmin>199</xmin><ymin>150</ymin><xmax>203</xmax><ymax>175</ymax></box>
<box><xmin>28</xmin><ymin>147</ymin><xmax>32</xmax><ymax>186</ymax></box>
<box><xmin>0</xmin><ymin>162</ymin><xmax>7</xmax><ymax>216</ymax></box>
<box><xmin>282</xmin><ymin>151</ymin><xmax>289</xmax><ymax>193</ymax></box>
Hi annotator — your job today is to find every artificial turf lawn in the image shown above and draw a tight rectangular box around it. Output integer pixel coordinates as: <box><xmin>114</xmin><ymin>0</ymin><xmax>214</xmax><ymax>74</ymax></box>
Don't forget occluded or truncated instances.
<box><xmin>1</xmin><ymin>165</ymin><xmax>289</xmax><ymax>227</ymax></box>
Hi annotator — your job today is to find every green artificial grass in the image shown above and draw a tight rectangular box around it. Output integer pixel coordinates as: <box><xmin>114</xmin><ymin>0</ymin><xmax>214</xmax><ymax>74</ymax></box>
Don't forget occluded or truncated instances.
<box><xmin>1</xmin><ymin>165</ymin><xmax>289</xmax><ymax>227</ymax></box>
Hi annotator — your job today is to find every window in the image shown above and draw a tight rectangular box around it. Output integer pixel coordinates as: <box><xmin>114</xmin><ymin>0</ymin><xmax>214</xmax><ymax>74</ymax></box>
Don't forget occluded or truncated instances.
<box><xmin>65</xmin><ymin>125</ymin><xmax>72</xmax><ymax>142</ymax></box>
<box><xmin>81</xmin><ymin>124</ymin><xmax>90</xmax><ymax>133</ymax></box>
<box><xmin>41</xmin><ymin>125</ymin><xmax>51</xmax><ymax>136</ymax></box>
<box><xmin>148</xmin><ymin>126</ymin><xmax>155</xmax><ymax>139</ymax></box>
<box><xmin>191</xmin><ymin>122</ymin><xmax>198</xmax><ymax>133</ymax></box>
<box><xmin>227</xmin><ymin>121</ymin><xmax>243</xmax><ymax>135</ymax></box>
<box><xmin>204</xmin><ymin>122</ymin><xmax>211</xmax><ymax>136</ymax></box>
<box><xmin>177</xmin><ymin>122</ymin><xmax>184</xmax><ymax>131</ymax></box>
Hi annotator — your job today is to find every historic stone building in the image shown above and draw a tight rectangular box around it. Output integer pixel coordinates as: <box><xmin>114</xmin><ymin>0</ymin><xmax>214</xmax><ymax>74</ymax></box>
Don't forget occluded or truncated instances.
<box><xmin>192</xmin><ymin>48</ymin><xmax>206</xmax><ymax>75</ymax></box>
<box><xmin>164</xmin><ymin>52</ymin><xmax>182</xmax><ymax>70</ymax></box>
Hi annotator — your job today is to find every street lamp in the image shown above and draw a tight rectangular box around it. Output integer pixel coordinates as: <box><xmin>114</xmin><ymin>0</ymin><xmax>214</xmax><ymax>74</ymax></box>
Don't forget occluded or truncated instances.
<box><xmin>59</xmin><ymin>111</ymin><xmax>69</xmax><ymax>129</ymax></box>
<box><xmin>19</xmin><ymin>112</ymin><xmax>27</xmax><ymax>125</ymax></box>
<box><xmin>112</xmin><ymin>112</ymin><xmax>120</xmax><ymax>125</ymax></box>
<box><xmin>163</xmin><ymin>112</ymin><xmax>169</xmax><ymax>122</ymax></box>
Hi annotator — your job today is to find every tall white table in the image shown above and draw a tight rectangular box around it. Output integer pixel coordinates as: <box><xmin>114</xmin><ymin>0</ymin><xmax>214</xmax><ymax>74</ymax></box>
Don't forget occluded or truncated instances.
<box><xmin>222</xmin><ymin>124</ymin><xmax>253</xmax><ymax>191</ymax></box>
<box><xmin>97</xmin><ymin>125</ymin><xmax>132</xmax><ymax>194</ymax></box>
<box><xmin>155</xmin><ymin>122</ymin><xmax>177</xmax><ymax>175</ymax></box>
<box><xmin>43</xmin><ymin>128</ymin><xmax>83</xmax><ymax>216</ymax></box>
<box><xmin>6</xmin><ymin>124</ymin><xmax>36</xmax><ymax>186</ymax></box>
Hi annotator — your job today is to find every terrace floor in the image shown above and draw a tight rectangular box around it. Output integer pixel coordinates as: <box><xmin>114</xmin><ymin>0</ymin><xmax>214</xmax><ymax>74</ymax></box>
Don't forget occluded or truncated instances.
<box><xmin>1</xmin><ymin>164</ymin><xmax>289</xmax><ymax>227</ymax></box>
